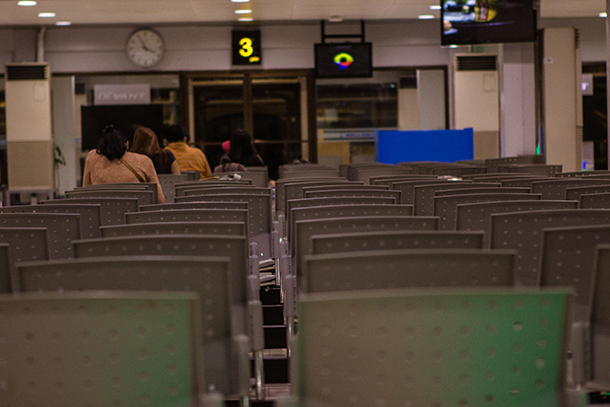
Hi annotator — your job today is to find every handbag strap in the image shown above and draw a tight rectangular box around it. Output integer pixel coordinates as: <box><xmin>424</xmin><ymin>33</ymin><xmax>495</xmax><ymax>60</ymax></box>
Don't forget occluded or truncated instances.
<box><xmin>119</xmin><ymin>158</ymin><xmax>145</xmax><ymax>182</ymax></box>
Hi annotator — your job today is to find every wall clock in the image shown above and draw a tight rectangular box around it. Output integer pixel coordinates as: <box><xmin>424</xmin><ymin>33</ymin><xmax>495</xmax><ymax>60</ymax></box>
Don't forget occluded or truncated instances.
<box><xmin>127</xmin><ymin>29</ymin><xmax>165</xmax><ymax>68</ymax></box>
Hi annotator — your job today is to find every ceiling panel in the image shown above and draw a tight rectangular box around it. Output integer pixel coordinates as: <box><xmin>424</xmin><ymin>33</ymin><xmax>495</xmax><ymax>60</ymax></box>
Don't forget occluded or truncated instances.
<box><xmin>539</xmin><ymin>0</ymin><xmax>605</xmax><ymax>18</ymax></box>
<box><xmin>0</xmin><ymin>0</ymin><xmax>602</xmax><ymax>26</ymax></box>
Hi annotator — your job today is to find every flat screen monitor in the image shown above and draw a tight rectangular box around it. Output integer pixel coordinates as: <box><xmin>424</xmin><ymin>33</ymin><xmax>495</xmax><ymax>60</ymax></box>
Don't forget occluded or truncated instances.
<box><xmin>81</xmin><ymin>104</ymin><xmax>164</xmax><ymax>151</ymax></box>
<box><xmin>315</xmin><ymin>42</ymin><xmax>373</xmax><ymax>79</ymax></box>
<box><xmin>441</xmin><ymin>0</ymin><xmax>537</xmax><ymax>46</ymax></box>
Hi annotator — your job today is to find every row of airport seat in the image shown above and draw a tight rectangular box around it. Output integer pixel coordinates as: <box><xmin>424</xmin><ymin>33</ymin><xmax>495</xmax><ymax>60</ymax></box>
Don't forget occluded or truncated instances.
<box><xmin>0</xmin><ymin>158</ymin><xmax>607</xmax><ymax>406</ymax></box>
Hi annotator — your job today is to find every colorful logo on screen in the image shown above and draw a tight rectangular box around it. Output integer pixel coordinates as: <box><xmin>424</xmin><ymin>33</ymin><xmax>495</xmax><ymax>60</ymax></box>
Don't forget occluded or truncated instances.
<box><xmin>333</xmin><ymin>52</ymin><xmax>354</xmax><ymax>70</ymax></box>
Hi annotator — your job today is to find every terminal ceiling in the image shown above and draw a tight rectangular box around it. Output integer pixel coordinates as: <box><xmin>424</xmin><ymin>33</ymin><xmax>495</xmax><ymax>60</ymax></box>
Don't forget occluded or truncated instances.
<box><xmin>0</xmin><ymin>0</ymin><xmax>604</xmax><ymax>26</ymax></box>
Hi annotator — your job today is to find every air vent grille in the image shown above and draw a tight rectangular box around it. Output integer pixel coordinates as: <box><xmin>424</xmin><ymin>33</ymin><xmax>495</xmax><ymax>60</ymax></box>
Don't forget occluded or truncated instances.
<box><xmin>6</xmin><ymin>64</ymin><xmax>49</xmax><ymax>81</ymax></box>
<box><xmin>456</xmin><ymin>55</ymin><xmax>497</xmax><ymax>71</ymax></box>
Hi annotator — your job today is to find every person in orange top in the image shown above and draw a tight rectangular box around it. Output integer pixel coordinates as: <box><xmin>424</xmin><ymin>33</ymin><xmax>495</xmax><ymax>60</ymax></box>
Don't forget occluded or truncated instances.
<box><xmin>162</xmin><ymin>124</ymin><xmax>211</xmax><ymax>179</ymax></box>
<box><xmin>82</xmin><ymin>125</ymin><xmax>165</xmax><ymax>203</ymax></box>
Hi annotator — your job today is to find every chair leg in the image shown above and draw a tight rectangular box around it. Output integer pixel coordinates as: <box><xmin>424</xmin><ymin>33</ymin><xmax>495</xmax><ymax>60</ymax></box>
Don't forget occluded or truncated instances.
<box><xmin>254</xmin><ymin>349</ymin><xmax>265</xmax><ymax>400</ymax></box>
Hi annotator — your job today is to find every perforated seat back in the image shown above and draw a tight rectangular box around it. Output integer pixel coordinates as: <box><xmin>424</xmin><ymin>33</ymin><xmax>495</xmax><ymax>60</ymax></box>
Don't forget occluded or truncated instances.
<box><xmin>565</xmin><ymin>185</ymin><xmax>610</xmax><ymax>203</ymax></box>
<box><xmin>1</xmin><ymin>203</ymin><xmax>102</xmax><ymax>238</ymax></box>
<box><xmin>434</xmin><ymin>187</ymin><xmax>530</xmax><ymax>197</ymax></box>
<box><xmin>0</xmin><ymin>213</ymin><xmax>80</xmax><ymax>259</ymax></box>
<box><xmin>491</xmin><ymin>209</ymin><xmax>610</xmax><ymax>286</ymax></box>
<box><xmin>531</xmin><ymin>179</ymin><xmax>610</xmax><ymax>200</ymax></box>
<box><xmin>280</xmin><ymin>168</ymin><xmax>340</xmax><ymax>179</ymax></box>
<box><xmin>125</xmin><ymin>208</ymin><xmax>249</xmax><ymax>236</ymax></box>
<box><xmin>304</xmin><ymin>189</ymin><xmax>402</xmax><ymax>204</ymax></box>
<box><xmin>303</xmin><ymin>249</ymin><xmax>514</xmax><ymax>292</ymax></box>
<box><xmin>294</xmin><ymin>216</ymin><xmax>438</xmax><ymax>279</ymax></box>
<box><xmin>289</xmin><ymin>204</ymin><xmax>414</xmax><ymax>243</ymax></box>
<box><xmin>501</xmin><ymin>177</ymin><xmax>551</xmax><ymax>188</ymax></box>
<box><xmin>456</xmin><ymin>200</ymin><xmax>578</xmax><ymax>247</ymax></box>
<box><xmin>540</xmin><ymin>225</ymin><xmax>610</xmax><ymax>322</ymax></box>
<box><xmin>42</xmin><ymin>198</ymin><xmax>138</xmax><ymax>226</ymax></box>
<box><xmin>0</xmin><ymin>228</ymin><xmax>48</xmax><ymax>270</ymax></box>
<box><xmin>591</xmin><ymin>245</ymin><xmax>610</xmax><ymax>388</ymax></box>
<box><xmin>73</xmin><ymin>235</ymin><xmax>249</xmax><ymax>304</ymax></box>
<box><xmin>280</xmin><ymin>180</ymin><xmax>355</xmax><ymax>216</ymax></box>
<box><xmin>500</xmin><ymin>164</ymin><xmax>562</xmax><ymax>176</ymax></box>
<box><xmin>353</xmin><ymin>167</ymin><xmax>414</xmax><ymax>184</ymax></box>
<box><xmin>182</xmin><ymin>186</ymin><xmax>270</xmax><ymax>197</ymax></box>
<box><xmin>463</xmin><ymin>173</ymin><xmax>539</xmax><ymax>183</ymax></box>
<box><xmin>434</xmin><ymin>193</ymin><xmax>540</xmax><ymax>230</ymax></box>
<box><xmin>0</xmin><ymin>292</ymin><xmax>203</xmax><ymax>407</ymax></box>
<box><xmin>341</xmin><ymin>163</ymin><xmax>388</xmax><ymax>179</ymax></box>
<box><xmin>415</xmin><ymin>182</ymin><xmax>500</xmax><ymax>216</ymax></box>
<box><xmin>391</xmin><ymin>179</ymin><xmax>472</xmax><ymax>205</ymax></box>
<box><xmin>485</xmin><ymin>155</ymin><xmax>543</xmax><ymax>172</ymax></box>
<box><xmin>286</xmin><ymin>196</ymin><xmax>397</xmax><ymax>239</ymax></box>
<box><xmin>66</xmin><ymin>189</ymin><xmax>154</xmax><ymax>206</ymax></box>
<box><xmin>276</xmin><ymin>178</ymin><xmax>344</xmax><ymax>211</ymax></box>
<box><xmin>175</xmin><ymin>180</ymin><xmax>253</xmax><ymax>197</ymax></box>
<box><xmin>428</xmin><ymin>165</ymin><xmax>487</xmax><ymax>177</ymax></box>
<box><xmin>580</xmin><ymin>192</ymin><xmax>610</xmax><ymax>209</ymax></box>
<box><xmin>310</xmin><ymin>230</ymin><xmax>484</xmax><ymax>257</ymax></box>
<box><xmin>174</xmin><ymin>194</ymin><xmax>272</xmax><ymax>259</ymax></box>
<box><xmin>77</xmin><ymin>182</ymin><xmax>159</xmax><ymax>204</ymax></box>
<box><xmin>303</xmin><ymin>184</ymin><xmax>389</xmax><ymax>196</ymax></box>
<box><xmin>0</xmin><ymin>244</ymin><xmax>10</xmax><ymax>293</ymax></box>
<box><xmin>294</xmin><ymin>288</ymin><xmax>571</xmax><ymax>407</ymax></box>
<box><xmin>157</xmin><ymin>173</ymin><xmax>189</xmax><ymax>203</ymax></box>
<box><xmin>16</xmin><ymin>256</ymin><xmax>246</xmax><ymax>397</ymax></box>
<box><xmin>371</xmin><ymin>175</ymin><xmax>438</xmax><ymax>186</ymax></box>
<box><xmin>100</xmin><ymin>221</ymin><xmax>246</xmax><ymax>238</ymax></box>
<box><xmin>140</xmin><ymin>201</ymin><xmax>248</xmax><ymax>212</ymax></box>
<box><xmin>557</xmin><ymin>170</ymin><xmax>610</xmax><ymax>177</ymax></box>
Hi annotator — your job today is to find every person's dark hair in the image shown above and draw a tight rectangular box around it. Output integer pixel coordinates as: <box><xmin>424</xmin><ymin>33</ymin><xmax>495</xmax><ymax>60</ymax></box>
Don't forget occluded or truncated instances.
<box><xmin>96</xmin><ymin>125</ymin><xmax>127</xmax><ymax>160</ymax></box>
<box><xmin>162</xmin><ymin>124</ymin><xmax>186</xmax><ymax>144</ymax></box>
<box><xmin>228</xmin><ymin>129</ymin><xmax>256</xmax><ymax>165</ymax></box>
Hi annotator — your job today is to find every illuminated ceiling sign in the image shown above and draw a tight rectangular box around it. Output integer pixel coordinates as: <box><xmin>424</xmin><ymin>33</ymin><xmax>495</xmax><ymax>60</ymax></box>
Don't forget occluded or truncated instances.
<box><xmin>232</xmin><ymin>30</ymin><xmax>262</xmax><ymax>66</ymax></box>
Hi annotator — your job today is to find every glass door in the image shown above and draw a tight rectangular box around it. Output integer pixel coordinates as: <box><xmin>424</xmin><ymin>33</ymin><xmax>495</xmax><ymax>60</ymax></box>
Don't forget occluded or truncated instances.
<box><xmin>188</xmin><ymin>72</ymin><xmax>312</xmax><ymax>180</ymax></box>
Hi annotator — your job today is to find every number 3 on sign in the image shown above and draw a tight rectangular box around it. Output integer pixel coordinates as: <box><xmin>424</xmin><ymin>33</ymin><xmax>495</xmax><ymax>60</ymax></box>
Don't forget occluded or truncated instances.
<box><xmin>239</xmin><ymin>38</ymin><xmax>253</xmax><ymax>57</ymax></box>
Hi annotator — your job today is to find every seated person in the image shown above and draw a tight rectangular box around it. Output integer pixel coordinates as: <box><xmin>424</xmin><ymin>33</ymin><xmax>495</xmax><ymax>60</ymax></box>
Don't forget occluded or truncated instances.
<box><xmin>130</xmin><ymin>127</ymin><xmax>181</xmax><ymax>175</ymax></box>
<box><xmin>226</xmin><ymin>129</ymin><xmax>265</xmax><ymax>167</ymax></box>
<box><xmin>162</xmin><ymin>124</ymin><xmax>211</xmax><ymax>179</ymax></box>
<box><xmin>82</xmin><ymin>125</ymin><xmax>165</xmax><ymax>203</ymax></box>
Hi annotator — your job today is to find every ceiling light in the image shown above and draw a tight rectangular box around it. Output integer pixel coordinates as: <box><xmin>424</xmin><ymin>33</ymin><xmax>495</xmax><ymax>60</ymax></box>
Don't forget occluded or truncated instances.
<box><xmin>328</xmin><ymin>16</ymin><xmax>343</xmax><ymax>22</ymax></box>
<box><xmin>55</xmin><ymin>21</ymin><xmax>71</xmax><ymax>26</ymax></box>
<box><xmin>235</xmin><ymin>9</ymin><xmax>251</xmax><ymax>14</ymax></box>
<box><xmin>418</xmin><ymin>14</ymin><xmax>435</xmax><ymax>19</ymax></box>
<box><xmin>238</xmin><ymin>17</ymin><xmax>253</xmax><ymax>22</ymax></box>
<box><xmin>600</xmin><ymin>12</ymin><xmax>607</xmax><ymax>18</ymax></box>
<box><xmin>429</xmin><ymin>5</ymin><xmax>441</xmax><ymax>10</ymax></box>
<box><xmin>17</xmin><ymin>1</ymin><xmax>37</xmax><ymax>6</ymax></box>
<box><xmin>38</xmin><ymin>12</ymin><xmax>56</xmax><ymax>17</ymax></box>
<box><xmin>231</xmin><ymin>0</ymin><xmax>249</xmax><ymax>2</ymax></box>
<box><xmin>449</xmin><ymin>45</ymin><xmax>458</xmax><ymax>48</ymax></box>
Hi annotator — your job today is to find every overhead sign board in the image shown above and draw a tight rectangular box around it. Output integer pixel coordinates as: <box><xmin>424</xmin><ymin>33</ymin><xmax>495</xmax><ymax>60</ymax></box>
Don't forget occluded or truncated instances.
<box><xmin>232</xmin><ymin>30</ymin><xmax>262</xmax><ymax>66</ymax></box>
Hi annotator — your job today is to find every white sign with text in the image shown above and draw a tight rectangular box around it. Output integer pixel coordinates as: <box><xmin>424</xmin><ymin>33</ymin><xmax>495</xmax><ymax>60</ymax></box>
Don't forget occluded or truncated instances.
<box><xmin>94</xmin><ymin>84</ymin><xmax>151</xmax><ymax>105</ymax></box>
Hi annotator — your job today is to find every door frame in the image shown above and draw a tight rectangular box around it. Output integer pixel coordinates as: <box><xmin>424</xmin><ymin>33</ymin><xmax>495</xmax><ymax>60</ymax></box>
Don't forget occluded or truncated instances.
<box><xmin>180</xmin><ymin>69</ymin><xmax>317</xmax><ymax>163</ymax></box>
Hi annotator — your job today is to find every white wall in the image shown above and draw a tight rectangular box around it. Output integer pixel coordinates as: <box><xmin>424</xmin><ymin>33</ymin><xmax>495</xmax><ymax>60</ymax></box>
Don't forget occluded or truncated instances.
<box><xmin>0</xmin><ymin>21</ymin><xmax>454</xmax><ymax>74</ymax></box>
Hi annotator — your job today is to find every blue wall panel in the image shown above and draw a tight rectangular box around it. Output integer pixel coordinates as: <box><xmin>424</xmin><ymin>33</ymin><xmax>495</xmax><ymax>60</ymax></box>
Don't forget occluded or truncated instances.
<box><xmin>377</xmin><ymin>128</ymin><xmax>474</xmax><ymax>164</ymax></box>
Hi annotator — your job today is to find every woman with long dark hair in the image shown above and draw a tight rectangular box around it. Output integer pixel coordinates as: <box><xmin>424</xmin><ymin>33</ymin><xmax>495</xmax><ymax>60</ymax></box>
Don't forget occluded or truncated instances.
<box><xmin>227</xmin><ymin>129</ymin><xmax>264</xmax><ymax>167</ymax></box>
<box><xmin>130</xmin><ymin>127</ymin><xmax>180</xmax><ymax>174</ymax></box>
<box><xmin>82</xmin><ymin>125</ymin><xmax>165</xmax><ymax>203</ymax></box>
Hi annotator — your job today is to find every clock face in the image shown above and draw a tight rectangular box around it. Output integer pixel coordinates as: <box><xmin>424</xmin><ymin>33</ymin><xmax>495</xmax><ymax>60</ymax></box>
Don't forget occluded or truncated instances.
<box><xmin>127</xmin><ymin>29</ymin><xmax>165</xmax><ymax>68</ymax></box>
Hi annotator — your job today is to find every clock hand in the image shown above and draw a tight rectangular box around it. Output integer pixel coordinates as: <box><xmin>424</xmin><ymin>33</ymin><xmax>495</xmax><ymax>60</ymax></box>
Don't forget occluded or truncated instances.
<box><xmin>137</xmin><ymin>35</ymin><xmax>152</xmax><ymax>52</ymax></box>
